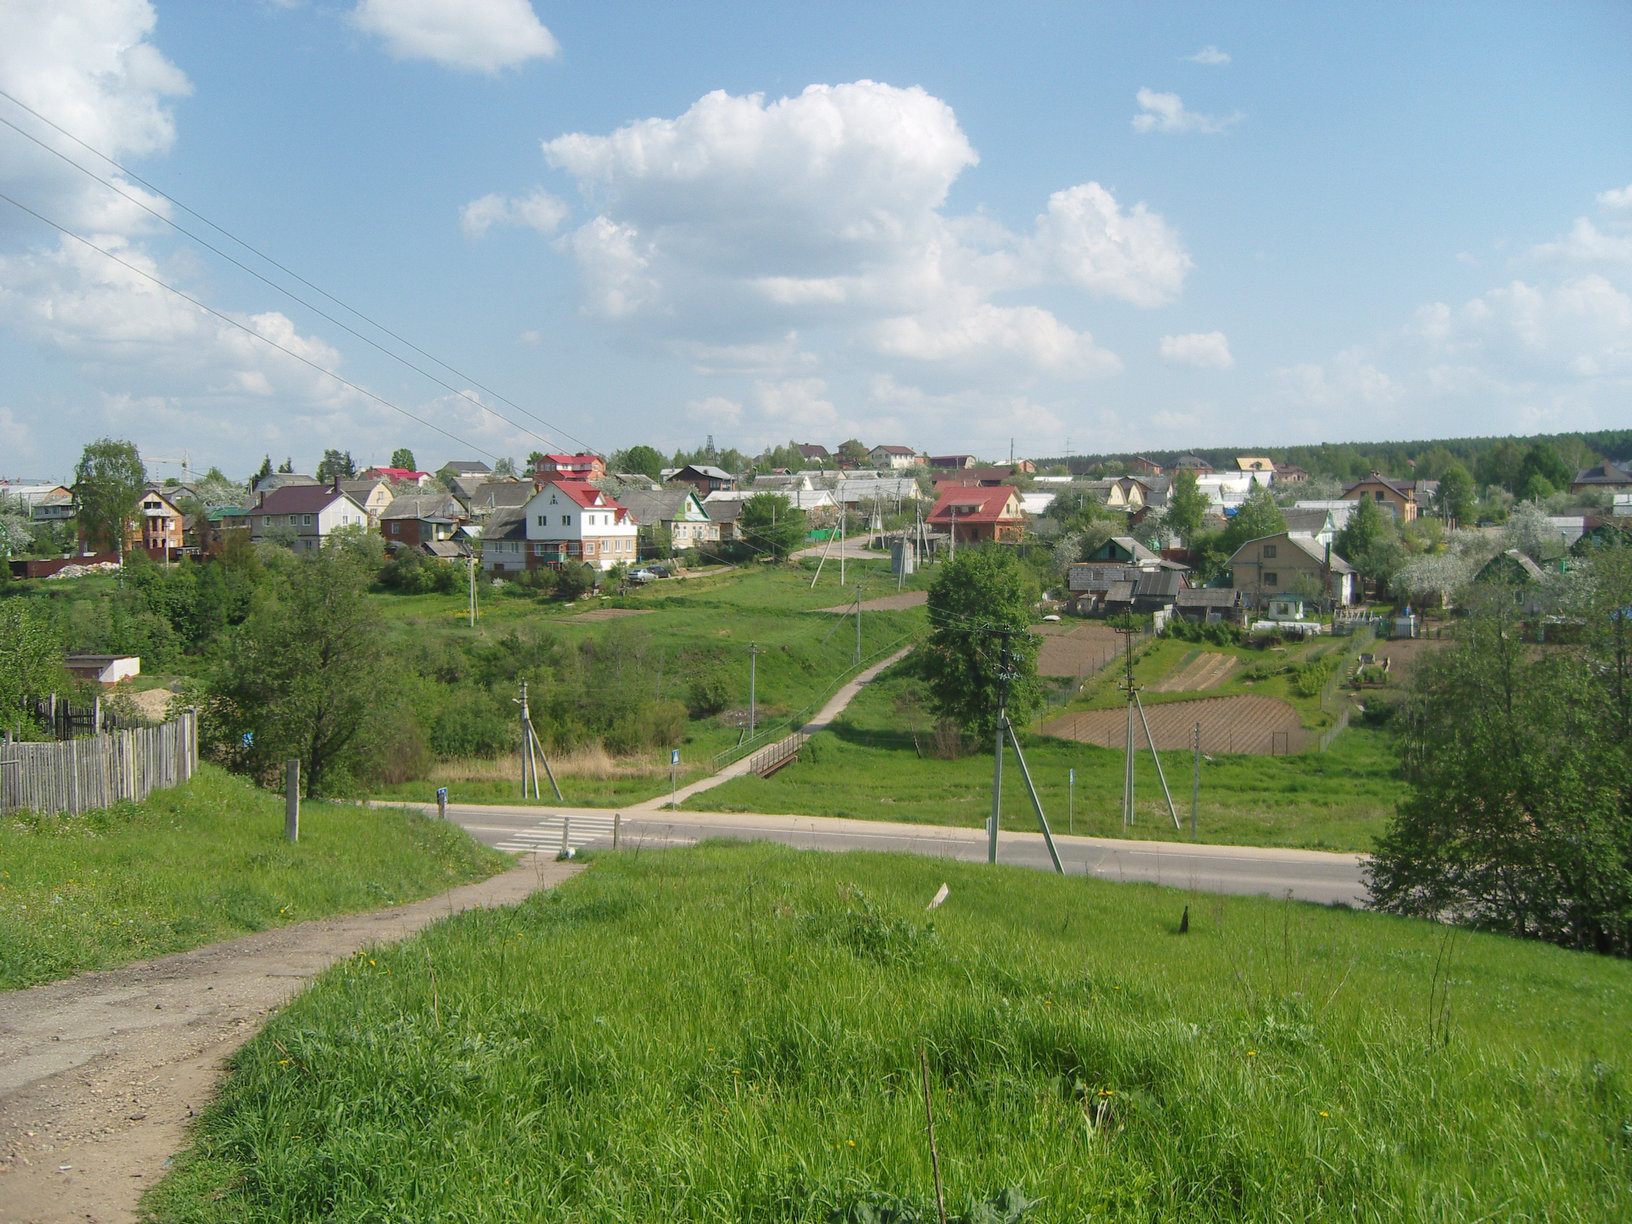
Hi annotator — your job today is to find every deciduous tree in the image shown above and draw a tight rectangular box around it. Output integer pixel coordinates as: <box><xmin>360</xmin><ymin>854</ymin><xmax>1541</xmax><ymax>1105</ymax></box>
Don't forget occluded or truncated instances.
<box><xmin>611</xmin><ymin>445</ymin><xmax>665</xmax><ymax>481</ymax></box>
<box><xmin>73</xmin><ymin>437</ymin><xmax>147</xmax><ymax>555</ymax></box>
<box><xmin>0</xmin><ymin>602</ymin><xmax>63</xmax><ymax>736</ymax></box>
<box><xmin>390</xmin><ymin>447</ymin><xmax>417</xmax><ymax>471</ymax></box>
<box><xmin>736</xmin><ymin>493</ymin><xmax>806</xmax><ymax>560</ymax></box>
<box><xmin>203</xmin><ymin>547</ymin><xmax>391</xmax><ymax>795</ymax></box>
<box><xmin>921</xmin><ymin>547</ymin><xmax>1040</xmax><ymax>739</ymax></box>
<box><xmin>1163</xmin><ymin>469</ymin><xmax>1210</xmax><ymax>544</ymax></box>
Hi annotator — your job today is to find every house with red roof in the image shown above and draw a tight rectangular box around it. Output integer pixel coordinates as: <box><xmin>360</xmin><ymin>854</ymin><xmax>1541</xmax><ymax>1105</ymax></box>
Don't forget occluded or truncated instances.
<box><xmin>498</xmin><ymin>479</ymin><xmax>637</xmax><ymax>571</ymax></box>
<box><xmin>926</xmin><ymin>485</ymin><xmax>1027</xmax><ymax>545</ymax></box>
<box><xmin>362</xmin><ymin>465</ymin><xmax>432</xmax><ymax>486</ymax></box>
<box><xmin>533</xmin><ymin>453</ymin><xmax>607</xmax><ymax>482</ymax></box>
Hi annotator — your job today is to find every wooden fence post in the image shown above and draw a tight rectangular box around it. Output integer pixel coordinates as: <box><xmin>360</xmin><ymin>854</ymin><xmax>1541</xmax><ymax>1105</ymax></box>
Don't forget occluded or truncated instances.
<box><xmin>285</xmin><ymin>759</ymin><xmax>300</xmax><ymax>842</ymax></box>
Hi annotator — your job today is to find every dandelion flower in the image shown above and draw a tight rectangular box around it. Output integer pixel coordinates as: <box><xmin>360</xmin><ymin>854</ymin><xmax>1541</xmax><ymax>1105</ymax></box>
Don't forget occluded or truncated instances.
<box><xmin>847</xmin><ymin>1140</ymin><xmax>855</xmax><ymax>1147</ymax></box>
<box><xmin>1319</xmin><ymin>1110</ymin><xmax>1330</xmax><ymax>1118</ymax></box>
<box><xmin>1246</xmin><ymin>1050</ymin><xmax>1257</xmax><ymax>1058</ymax></box>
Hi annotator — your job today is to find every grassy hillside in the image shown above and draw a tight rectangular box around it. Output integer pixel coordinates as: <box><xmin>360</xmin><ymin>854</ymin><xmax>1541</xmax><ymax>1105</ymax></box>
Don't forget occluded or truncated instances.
<box><xmin>147</xmin><ymin>843</ymin><xmax>1632</xmax><ymax>1222</ymax></box>
<box><xmin>691</xmin><ymin>665</ymin><xmax>1405</xmax><ymax>851</ymax></box>
<box><xmin>0</xmin><ymin>765</ymin><xmax>506</xmax><ymax>990</ymax></box>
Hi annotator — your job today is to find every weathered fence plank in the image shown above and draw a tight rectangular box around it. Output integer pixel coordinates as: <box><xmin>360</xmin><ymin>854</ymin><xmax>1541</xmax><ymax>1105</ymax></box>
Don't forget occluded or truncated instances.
<box><xmin>0</xmin><ymin>709</ymin><xmax>198</xmax><ymax>817</ymax></box>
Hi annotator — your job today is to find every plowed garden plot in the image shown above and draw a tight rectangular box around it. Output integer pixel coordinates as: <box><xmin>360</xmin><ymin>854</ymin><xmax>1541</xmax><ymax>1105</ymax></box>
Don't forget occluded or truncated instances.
<box><xmin>1044</xmin><ymin>694</ymin><xmax>1310</xmax><ymax>755</ymax></box>
<box><xmin>816</xmin><ymin>590</ymin><xmax>927</xmax><ymax>613</ymax></box>
<box><xmin>1151</xmin><ymin>650</ymin><xmax>1238</xmax><ymax>691</ymax></box>
<box><xmin>1035</xmin><ymin>622</ymin><xmax>1126</xmax><ymax>678</ymax></box>
<box><xmin>570</xmin><ymin>607</ymin><xmax>656</xmax><ymax>621</ymax></box>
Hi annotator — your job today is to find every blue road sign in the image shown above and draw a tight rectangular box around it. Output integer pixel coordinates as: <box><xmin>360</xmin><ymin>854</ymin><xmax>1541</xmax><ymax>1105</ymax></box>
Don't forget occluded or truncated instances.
<box><xmin>671</xmin><ymin>748</ymin><xmax>681</xmax><ymax>766</ymax></box>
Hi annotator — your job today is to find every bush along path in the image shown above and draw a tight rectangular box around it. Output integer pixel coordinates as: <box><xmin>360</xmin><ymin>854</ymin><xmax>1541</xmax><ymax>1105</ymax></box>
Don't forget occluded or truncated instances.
<box><xmin>0</xmin><ymin>857</ymin><xmax>580</xmax><ymax>1224</ymax></box>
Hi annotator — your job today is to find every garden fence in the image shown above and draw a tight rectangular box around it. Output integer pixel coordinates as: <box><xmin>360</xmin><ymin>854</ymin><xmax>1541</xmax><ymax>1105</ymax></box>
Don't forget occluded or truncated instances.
<box><xmin>0</xmin><ymin>709</ymin><xmax>199</xmax><ymax>817</ymax></box>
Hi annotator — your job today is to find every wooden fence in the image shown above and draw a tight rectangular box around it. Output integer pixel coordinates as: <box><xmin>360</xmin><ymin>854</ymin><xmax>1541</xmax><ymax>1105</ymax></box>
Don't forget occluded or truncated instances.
<box><xmin>0</xmin><ymin>708</ymin><xmax>199</xmax><ymax>817</ymax></box>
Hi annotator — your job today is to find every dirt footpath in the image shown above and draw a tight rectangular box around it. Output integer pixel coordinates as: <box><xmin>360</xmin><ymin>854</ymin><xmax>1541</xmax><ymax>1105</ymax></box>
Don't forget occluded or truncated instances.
<box><xmin>0</xmin><ymin>858</ymin><xmax>580</xmax><ymax>1224</ymax></box>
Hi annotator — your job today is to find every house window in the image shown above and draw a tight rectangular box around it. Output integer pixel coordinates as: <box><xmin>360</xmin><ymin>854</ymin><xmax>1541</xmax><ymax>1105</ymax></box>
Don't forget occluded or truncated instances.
<box><xmin>537</xmin><ymin>515</ymin><xmax>546</xmax><ymax>526</ymax></box>
<box><xmin>562</xmin><ymin>515</ymin><xmax>571</xmax><ymax>526</ymax></box>
<box><xmin>534</xmin><ymin>543</ymin><xmax>547</xmax><ymax>556</ymax></box>
<box><xmin>303</xmin><ymin>514</ymin><xmax>312</xmax><ymax>526</ymax></box>
<box><xmin>1262</xmin><ymin>545</ymin><xmax>1276</xmax><ymax>558</ymax></box>
<box><xmin>1374</xmin><ymin>491</ymin><xmax>1385</xmax><ymax>502</ymax></box>
<box><xmin>1264</xmin><ymin>572</ymin><xmax>1279</xmax><ymax>587</ymax></box>
<box><xmin>289</xmin><ymin>515</ymin><xmax>298</xmax><ymax>525</ymax></box>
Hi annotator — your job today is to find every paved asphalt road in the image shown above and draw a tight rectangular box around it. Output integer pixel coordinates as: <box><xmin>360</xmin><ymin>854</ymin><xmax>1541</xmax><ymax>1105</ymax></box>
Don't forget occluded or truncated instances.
<box><xmin>430</xmin><ymin>802</ymin><xmax>1370</xmax><ymax>907</ymax></box>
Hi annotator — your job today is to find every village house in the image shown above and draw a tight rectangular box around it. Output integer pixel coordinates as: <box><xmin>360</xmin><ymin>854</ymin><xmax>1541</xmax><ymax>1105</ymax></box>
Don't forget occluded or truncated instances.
<box><xmin>669</xmin><ymin>464</ymin><xmax>736</xmax><ymax>496</ymax></box>
<box><xmin>1341</xmin><ymin>473</ymin><xmax>1429</xmax><ymax>523</ymax></box>
<box><xmin>1569</xmin><ymin>461</ymin><xmax>1632</xmax><ymax>495</ymax></box>
<box><xmin>796</xmin><ymin>443</ymin><xmax>831</xmax><ymax>465</ymax></box>
<box><xmin>1282</xmin><ymin>507</ymin><xmax>1340</xmax><ymax>549</ymax></box>
<box><xmin>1128</xmin><ymin>456</ymin><xmax>1165</xmax><ymax>476</ymax></box>
<box><xmin>247</xmin><ymin>483</ymin><xmax>370</xmax><ymax>553</ymax></box>
<box><xmin>926</xmin><ymin>485</ymin><xmax>1026</xmax><ymax>545</ymax></box>
<box><xmin>927</xmin><ymin>454</ymin><xmax>977</xmax><ymax>470</ymax></box>
<box><xmin>533</xmin><ymin>453</ymin><xmax>606</xmax><ymax>482</ymax></box>
<box><xmin>1066</xmin><ymin>564</ymin><xmax>1186</xmax><ymax>617</ymax></box>
<box><xmin>868</xmin><ymin>444</ymin><xmax>923</xmax><ymax>470</ymax></box>
<box><xmin>129</xmin><ymin>489</ymin><xmax>186</xmax><ymax>558</ymax></box>
<box><xmin>458</xmin><ymin>479</ymin><xmax>533</xmax><ymax>520</ymax></box>
<box><xmin>379</xmin><ymin>493</ymin><xmax>464</xmax><ymax>551</ymax></box>
<box><xmin>1171</xmin><ymin>454</ymin><xmax>1215</xmax><ymax>474</ymax></box>
<box><xmin>519</xmin><ymin>479</ymin><xmax>638</xmax><ymax>571</ymax></box>
<box><xmin>362</xmin><ymin>465</ymin><xmax>432</xmax><ymax>487</ymax></box>
<box><xmin>617</xmin><ymin>486</ymin><xmax>720</xmax><ymax>551</ymax></box>
<box><xmin>339</xmin><ymin>477</ymin><xmax>393</xmax><ymax>525</ymax></box>
<box><xmin>1227</xmin><ymin>533</ymin><xmax>1355</xmax><ymax>607</ymax></box>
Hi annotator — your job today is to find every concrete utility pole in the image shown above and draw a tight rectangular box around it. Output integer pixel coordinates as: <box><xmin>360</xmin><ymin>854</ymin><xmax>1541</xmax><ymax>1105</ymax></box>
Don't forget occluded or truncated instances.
<box><xmin>1114</xmin><ymin>623</ymin><xmax>1182</xmax><ymax>831</ymax></box>
<box><xmin>468</xmin><ymin>553</ymin><xmax>477</xmax><ymax>628</ymax></box>
<box><xmin>514</xmin><ymin>678</ymin><xmax>564</xmax><ymax>801</ymax></box>
<box><xmin>284</xmin><ymin>759</ymin><xmax>300</xmax><ymax>842</ymax></box>
<box><xmin>1191</xmin><ymin>720</ymin><xmax>1202</xmax><ymax>840</ymax></box>
<box><xmin>854</xmin><ymin>583</ymin><xmax>863</xmax><ymax>665</ymax></box>
<box><xmin>748</xmin><ymin>643</ymin><xmax>763</xmax><ymax>739</ymax></box>
<box><xmin>986</xmin><ymin>627</ymin><xmax>1064</xmax><ymax>873</ymax></box>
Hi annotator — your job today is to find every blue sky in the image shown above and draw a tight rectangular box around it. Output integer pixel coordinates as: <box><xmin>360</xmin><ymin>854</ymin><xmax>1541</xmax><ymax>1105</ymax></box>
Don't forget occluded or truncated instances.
<box><xmin>1</xmin><ymin>1</ymin><xmax>1628</xmax><ymax>481</ymax></box>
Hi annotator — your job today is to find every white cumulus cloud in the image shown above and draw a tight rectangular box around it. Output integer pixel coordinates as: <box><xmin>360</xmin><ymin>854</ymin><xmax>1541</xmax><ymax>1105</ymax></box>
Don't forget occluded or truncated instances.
<box><xmin>460</xmin><ymin>188</ymin><xmax>568</xmax><ymax>238</ymax></box>
<box><xmin>530</xmin><ymin>80</ymin><xmax>1188</xmax><ymax>412</ymax></box>
<box><xmin>1131</xmin><ymin>88</ymin><xmax>1242</xmax><ymax>134</ymax></box>
<box><xmin>1184</xmin><ymin>46</ymin><xmax>1231</xmax><ymax>65</ymax></box>
<box><xmin>0</xmin><ymin>0</ymin><xmax>190</xmax><ymax>239</ymax></box>
<box><xmin>1598</xmin><ymin>184</ymin><xmax>1632</xmax><ymax>210</ymax></box>
<box><xmin>1160</xmin><ymin>331</ymin><xmax>1234</xmax><ymax>369</ymax></box>
<box><xmin>351</xmin><ymin>0</ymin><xmax>558</xmax><ymax>73</ymax></box>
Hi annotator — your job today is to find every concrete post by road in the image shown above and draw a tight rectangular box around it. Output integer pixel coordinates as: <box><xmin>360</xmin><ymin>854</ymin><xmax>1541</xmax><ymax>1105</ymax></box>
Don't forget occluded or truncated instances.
<box><xmin>284</xmin><ymin>759</ymin><xmax>299</xmax><ymax>842</ymax></box>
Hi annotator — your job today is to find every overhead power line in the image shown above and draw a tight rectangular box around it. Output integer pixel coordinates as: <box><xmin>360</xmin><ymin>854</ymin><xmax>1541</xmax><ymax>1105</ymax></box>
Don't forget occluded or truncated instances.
<box><xmin>0</xmin><ymin>86</ymin><xmax>597</xmax><ymax>457</ymax></box>
<box><xmin>0</xmin><ymin>189</ymin><xmax>503</xmax><ymax>465</ymax></box>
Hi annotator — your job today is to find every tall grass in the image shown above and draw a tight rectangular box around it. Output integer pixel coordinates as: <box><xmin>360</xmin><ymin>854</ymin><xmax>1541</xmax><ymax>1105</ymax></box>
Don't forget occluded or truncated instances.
<box><xmin>148</xmin><ymin>844</ymin><xmax>1632</xmax><ymax>1222</ymax></box>
<box><xmin>0</xmin><ymin>764</ymin><xmax>506</xmax><ymax>990</ymax></box>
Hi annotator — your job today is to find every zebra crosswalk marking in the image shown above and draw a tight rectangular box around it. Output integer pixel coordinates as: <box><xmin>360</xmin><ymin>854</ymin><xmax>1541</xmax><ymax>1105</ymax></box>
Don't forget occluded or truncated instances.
<box><xmin>494</xmin><ymin>814</ymin><xmax>618</xmax><ymax>856</ymax></box>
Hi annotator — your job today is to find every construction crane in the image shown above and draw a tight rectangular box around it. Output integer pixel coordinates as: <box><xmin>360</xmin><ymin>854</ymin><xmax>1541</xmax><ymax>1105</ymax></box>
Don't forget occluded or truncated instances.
<box><xmin>145</xmin><ymin>452</ymin><xmax>193</xmax><ymax>481</ymax></box>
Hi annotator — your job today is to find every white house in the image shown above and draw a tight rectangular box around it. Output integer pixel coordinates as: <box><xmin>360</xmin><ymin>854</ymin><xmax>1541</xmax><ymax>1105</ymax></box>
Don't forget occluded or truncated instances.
<box><xmin>521</xmin><ymin>480</ymin><xmax>638</xmax><ymax>571</ymax></box>
<box><xmin>248</xmin><ymin>484</ymin><xmax>369</xmax><ymax>552</ymax></box>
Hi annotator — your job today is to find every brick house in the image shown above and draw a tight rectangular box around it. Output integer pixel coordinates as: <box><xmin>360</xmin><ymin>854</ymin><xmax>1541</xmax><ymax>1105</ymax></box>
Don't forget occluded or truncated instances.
<box><xmin>380</xmin><ymin>493</ymin><xmax>464</xmax><ymax>550</ymax></box>
<box><xmin>129</xmin><ymin>489</ymin><xmax>185</xmax><ymax>557</ymax></box>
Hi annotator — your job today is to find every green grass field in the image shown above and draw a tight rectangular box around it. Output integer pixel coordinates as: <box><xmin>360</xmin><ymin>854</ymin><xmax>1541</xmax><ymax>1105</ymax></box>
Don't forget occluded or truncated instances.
<box><xmin>145</xmin><ymin>843</ymin><xmax>1632</xmax><ymax>1222</ymax></box>
<box><xmin>370</xmin><ymin>562</ymin><xmax>924</xmax><ymax>805</ymax></box>
<box><xmin>690</xmin><ymin>665</ymin><xmax>1405</xmax><ymax>851</ymax></box>
<box><xmin>0</xmin><ymin>765</ymin><xmax>506</xmax><ymax>990</ymax></box>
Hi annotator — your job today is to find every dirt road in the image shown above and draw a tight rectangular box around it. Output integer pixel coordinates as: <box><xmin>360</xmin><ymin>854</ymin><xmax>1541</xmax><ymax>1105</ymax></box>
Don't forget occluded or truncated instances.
<box><xmin>0</xmin><ymin>858</ymin><xmax>580</xmax><ymax>1224</ymax></box>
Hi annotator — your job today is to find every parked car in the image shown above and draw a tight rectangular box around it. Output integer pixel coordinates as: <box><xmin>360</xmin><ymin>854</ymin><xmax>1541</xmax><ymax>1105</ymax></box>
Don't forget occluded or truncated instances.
<box><xmin>629</xmin><ymin>568</ymin><xmax>658</xmax><ymax>582</ymax></box>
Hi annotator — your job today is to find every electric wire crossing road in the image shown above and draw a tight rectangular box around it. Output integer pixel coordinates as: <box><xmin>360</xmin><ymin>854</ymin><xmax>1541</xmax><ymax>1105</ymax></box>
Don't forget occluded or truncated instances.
<box><xmin>492</xmin><ymin>813</ymin><xmax>618</xmax><ymax>857</ymax></box>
